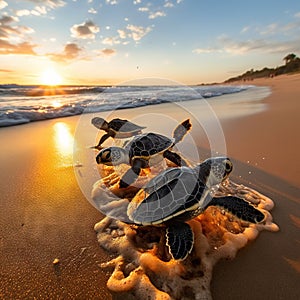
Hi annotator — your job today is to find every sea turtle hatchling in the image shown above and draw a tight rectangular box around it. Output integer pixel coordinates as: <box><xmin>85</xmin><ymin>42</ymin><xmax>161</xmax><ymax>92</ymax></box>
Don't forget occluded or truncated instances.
<box><xmin>96</xmin><ymin>119</ymin><xmax>192</xmax><ymax>188</ymax></box>
<box><xmin>127</xmin><ymin>157</ymin><xmax>265</xmax><ymax>260</ymax></box>
<box><xmin>91</xmin><ymin>117</ymin><xmax>146</xmax><ymax>149</ymax></box>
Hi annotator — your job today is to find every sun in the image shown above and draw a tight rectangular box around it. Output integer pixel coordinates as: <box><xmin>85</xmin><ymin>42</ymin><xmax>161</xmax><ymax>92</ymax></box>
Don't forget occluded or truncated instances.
<box><xmin>40</xmin><ymin>68</ymin><xmax>63</xmax><ymax>86</ymax></box>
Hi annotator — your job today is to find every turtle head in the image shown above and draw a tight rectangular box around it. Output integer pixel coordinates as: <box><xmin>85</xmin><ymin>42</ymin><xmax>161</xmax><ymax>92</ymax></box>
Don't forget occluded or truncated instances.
<box><xmin>198</xmin><ymin>157</ymin><xmax>233</xmax><ymax>187</ymax></box>
<box><xmin>91</xmin><ymin>117</ymin><xmax>109</xmax><ymax>131</ymax></box>
<box><xmin>96</xmin><ymin>147</ymin><xmax>128</xmax><ymax>165</ymax></box>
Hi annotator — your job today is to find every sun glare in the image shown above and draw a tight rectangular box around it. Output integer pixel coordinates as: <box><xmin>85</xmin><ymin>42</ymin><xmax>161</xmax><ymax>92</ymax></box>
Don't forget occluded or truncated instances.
<box><xmin>52</xmin><ymin>100</ymin><xmax>62</xmax><ymax>108</ymax></box>
<box><xmin>53</xmin><ymin>122</ymin><xmax>74</xmax><ymax>166</ymax></box>
<box><xmin>40</xmin><ymin>68</ymin><xmax>63</xmax><ymax>86</ymax></box>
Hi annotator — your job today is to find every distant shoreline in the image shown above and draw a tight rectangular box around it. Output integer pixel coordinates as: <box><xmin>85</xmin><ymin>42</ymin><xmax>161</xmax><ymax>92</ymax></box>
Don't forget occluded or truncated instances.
<box><xmin>224</xmin><ymin>54</ymin><xmax>300</xmax><ymax>83</ymax></box>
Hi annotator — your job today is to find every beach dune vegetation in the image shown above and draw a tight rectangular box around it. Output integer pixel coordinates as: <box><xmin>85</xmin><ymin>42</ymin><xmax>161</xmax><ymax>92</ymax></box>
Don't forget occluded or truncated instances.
<box><xmin>225</xmin><ymin>53</ymin><xmax>300</xmax><ymax>82</ymax></box>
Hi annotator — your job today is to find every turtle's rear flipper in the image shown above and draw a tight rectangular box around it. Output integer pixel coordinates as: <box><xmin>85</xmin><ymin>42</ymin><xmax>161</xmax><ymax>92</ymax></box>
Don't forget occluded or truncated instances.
<box><xmin>207</xmin><ymin>196</ymin><xmax>265</xmax><ymax>223</ymax></box>
<box><xmin>163</xmin><ymin>150</ymin><xmax>188</xmax><ymax>166</ymax></box>
<box><xmin>173</xmin><ymin>119</ymin><xmax>192</xmax><ymax>144</ymax></box>
<box><xmin>119</xmin><ymin>158</ymin><xmax>145</xmax><ymax>188</ymax></box>
<box><xmin>166</xmin><ymin>221</ymin><xmax>194</xmax><ymax>260</ymax></box>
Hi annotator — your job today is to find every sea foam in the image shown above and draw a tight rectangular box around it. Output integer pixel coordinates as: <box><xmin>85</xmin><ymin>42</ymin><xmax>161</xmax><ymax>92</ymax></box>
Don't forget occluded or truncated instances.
<box><xmin>92</xmin><ymin>162</ymin><xmax>279</xmax><ymax>300</ymax></box>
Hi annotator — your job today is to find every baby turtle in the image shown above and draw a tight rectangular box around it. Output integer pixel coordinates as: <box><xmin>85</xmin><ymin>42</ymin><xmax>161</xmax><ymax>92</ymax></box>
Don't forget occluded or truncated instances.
<box><xmin>127</xmin><ymin>157</ymin><xmax>265</xmax><ymax>260</ymax></box>
<box><xmin>91</xmin><ymin>117</ymin><xmax>146</xmax><ymax>149</ymax></box>
<box><xmin>96</xmin><ymin>119</ymin><xmax>192</xmax><ymax>188</ymax></box>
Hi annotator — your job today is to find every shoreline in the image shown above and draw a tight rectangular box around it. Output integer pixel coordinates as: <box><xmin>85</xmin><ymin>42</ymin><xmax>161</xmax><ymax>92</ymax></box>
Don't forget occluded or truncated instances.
<box><xmin>221</xmin><ymin>73</ymin><xmax>300</xmax><ymax>186</ymax></box>
<box><xmin>0</xmin><ymin>74</ymin><xmax>299</xmax><ymax>299</ymax></box>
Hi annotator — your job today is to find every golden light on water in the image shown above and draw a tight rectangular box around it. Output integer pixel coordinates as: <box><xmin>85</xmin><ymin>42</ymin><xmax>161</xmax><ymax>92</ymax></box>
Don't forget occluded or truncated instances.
<box><xmin>53</xmin><ymin>122</ymin><xmax>74</xmax><ymax>166</ymax></box>
<box><xmin>52</xmin><ymin>100</ymin><xmax>63</xmax><ymax>108</ymax></box>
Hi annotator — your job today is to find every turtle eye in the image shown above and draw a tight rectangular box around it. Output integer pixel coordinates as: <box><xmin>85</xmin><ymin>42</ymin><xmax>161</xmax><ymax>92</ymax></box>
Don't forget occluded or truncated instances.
<box><xmin>103</xmin><ymin>150</ymin><xmax>111</xmax><ymax>160</ymax></box>
<box><xmin>225</xmin><ymin>160</ymin><xmax>232</xmax><ymax>172</ymax></box>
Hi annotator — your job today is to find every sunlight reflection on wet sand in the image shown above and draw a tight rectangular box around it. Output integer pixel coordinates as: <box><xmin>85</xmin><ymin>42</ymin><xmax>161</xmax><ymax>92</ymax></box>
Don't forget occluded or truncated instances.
<box><xmin>53</xmin><ymin>122</ymin><xmax>74</xmax><ymax>167</ymax></box>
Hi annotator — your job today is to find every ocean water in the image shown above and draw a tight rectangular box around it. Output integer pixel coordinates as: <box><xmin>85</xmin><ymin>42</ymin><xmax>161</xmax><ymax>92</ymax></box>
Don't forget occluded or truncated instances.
<box><xmin>0</xmin><ymin>84</ymin><xmax>256</xmax><ymax>127</ymax></box>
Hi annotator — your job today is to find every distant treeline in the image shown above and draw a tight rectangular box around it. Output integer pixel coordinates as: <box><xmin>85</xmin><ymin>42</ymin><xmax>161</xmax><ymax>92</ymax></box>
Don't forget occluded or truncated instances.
<box><xmin>225</xmin><ymin>53</ymin><xmax>300</xmax><ymax>83</ymax></box>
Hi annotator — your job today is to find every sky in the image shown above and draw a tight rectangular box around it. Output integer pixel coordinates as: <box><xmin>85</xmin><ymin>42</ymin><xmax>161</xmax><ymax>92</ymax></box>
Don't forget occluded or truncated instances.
<box><xmin>0</xmin><ymin>0</ymin><xmax>300</xmax><ymax>85</ymax></box>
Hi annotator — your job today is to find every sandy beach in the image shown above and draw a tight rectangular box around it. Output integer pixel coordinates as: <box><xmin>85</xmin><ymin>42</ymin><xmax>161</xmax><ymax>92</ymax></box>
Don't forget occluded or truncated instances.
<box><xmin>1</xmin><ymin>74</ymin><xmax>299</xmax><ymax>299</ymax></box>
<box><xmin>211</xmin><ymin>74</ymin><xmax>300</xmax><ymax>299</ymax></box>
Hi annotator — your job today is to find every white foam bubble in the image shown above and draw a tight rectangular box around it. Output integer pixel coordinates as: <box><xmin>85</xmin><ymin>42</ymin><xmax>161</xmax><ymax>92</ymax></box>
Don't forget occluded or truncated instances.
<box><xmin>93</xmin><ymin>166</ymin><xmax>279</xmax><ymax>299</ymax></box>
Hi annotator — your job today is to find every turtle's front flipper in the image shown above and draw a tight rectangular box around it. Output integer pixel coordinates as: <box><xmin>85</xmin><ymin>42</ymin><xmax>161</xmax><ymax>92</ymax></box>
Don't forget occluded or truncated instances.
<box><xmin>163</xmin><ymin>149</ymin><xmax>188</xmax><ymax>167</ymax></box>
<box><xmin>172</xmin><ymin>119</ymin><xmax>192</xmax><ymax>144</ymax></box>
<box><xmin>93</xmin><ymin>133</ymin><xmax>110</xmax><ymax>149</ymax></box>
<box><xmin>119</xmin><ymin>158</ymin><xmax>145</xmax><ymax>188</ymax></box>
<box><xmin>166</xmin><ymin>221</ymin><xmax>194</xmax><ymax>260</ymax></box>
<box><xmin>207</xmin><ymin>196</ymin><xmax>265</xmax><ymax>223</ymax></box>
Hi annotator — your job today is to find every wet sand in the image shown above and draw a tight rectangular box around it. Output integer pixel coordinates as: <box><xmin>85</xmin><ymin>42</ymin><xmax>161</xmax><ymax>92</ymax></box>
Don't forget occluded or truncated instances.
<box><xmin>0</xmin><ymin>74</ymin><xmax>299</xmax><ymax>299</ymax></box>
<box><xmin>0</xmin><ymin>119</ymin><xmax>113</xmax><ymax>299</ymax></box>
<box><xmin>212</xmin><ymin>74</ymin><xmax>300</xmax><ymax>299</ymax></box>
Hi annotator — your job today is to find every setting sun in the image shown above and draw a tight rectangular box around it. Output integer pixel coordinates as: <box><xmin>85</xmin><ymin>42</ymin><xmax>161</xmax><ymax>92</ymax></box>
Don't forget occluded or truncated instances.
<box><xmin>40</xmin><ymin>68</ymin><xmax>63</xmax><ymax>86</ymax></box>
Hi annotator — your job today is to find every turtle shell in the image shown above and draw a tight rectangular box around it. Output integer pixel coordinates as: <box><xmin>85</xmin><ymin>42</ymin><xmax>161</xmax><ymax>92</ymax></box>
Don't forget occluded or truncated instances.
<box><xmin>127</xmin><ymin>166</ymin><xmax>206</xmax><ymax>225</ymax></box>
<box><xmin>109</xmin><ymin>118</ymin><xmax>146</xmax><ymax>134</ymax></box>
<box><xmin>126</xmin><ymin>133</ymin><xmax>173</xmax><ymax>160</ymax></box>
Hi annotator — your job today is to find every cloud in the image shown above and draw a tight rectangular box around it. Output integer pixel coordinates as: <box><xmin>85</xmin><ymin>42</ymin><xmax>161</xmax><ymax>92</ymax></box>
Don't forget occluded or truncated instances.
<box><xmin>63</xmin><ymin>43</ymin><xmax>82</xmax><ymax>58</ymax></box>
<box><xmin>126</xmin><ymin>24</ymin><xmax>152</xmax><ymax>41</ymax></box>
<box><xmin>106</xmin><ymin>0</ymin><xmax>118</xmax><ymax>5</ymax></box>
<box><xmin>102</xmin><ymin>36</ymin><xmax>121</xmax><ymax>45</ymax></box>
<box><xmin>164</xmin><ymin>2</ymin><xmax>174</xmax><ymax>8</ymax></box>
<box><xmin>193</xmin><ymin>35</ymin><xmax>300</xmax><ymax>56</ymax></box>
<box><xmin>0</xmin><ymin>0</ymin><xmax>7</xmax><ymax>10</ymax></box>
<box><xmin>281</xmin><ymin>19</ymin><xmax>300</xmax><ymax>33</ymax></box>
<box><xmin>138</xmin><ymin>7</ymin><xmax>149</xmax><ymax>12</ymax></box>
<box><xmin>27</xmin><ymin>0</ymin><xmax>66</xmax><ymax>9</ymax></box>
<box><xmin>219</xmin><ymin>36</ymin><xmax>265</xmax><ymax>54</ymax></box>
<box><xmin>102</xmin><ymin>24</ymin><xmax>152</xmax><ymax>45</ymax></box>
<box><xmin>0</xmin><ymin>68</ymin><xmax>12</xmax><ymax>72</ymax></box>
<box><xmin>98</xmin><ymin>48</ymin><xmax>116</xmax><ymax>56</ymax></box>
<box><xmin>0</xmin><ymin>15</ymin><xmax>34</xmax><ymax>40</ymax></box>
<box><xmin>0</xmin><ymin>40</ymin><xmax>37</xmax><ymax>55</ymax></box>
<box><xmin>192</xmin><ymin>48</ymin><xmax>221</xmax><ymax>54</ymax></box>
<box><xmin>241</xmin><ymin>26</ymin><xmax>250</xmax><ymax>34</ymax></box>
<box><xmin>47</xmin><ymin>42</ymin><xmax>82</xmax><ymax>62</ymax></box>
<box><xmin>31</xmin><ymin>6</ymin><xmax>48</xmax><ymax>16</ymax></box>
<box><xmin>88</xmin><ymin>8</ymin><xmax>97</xmax><ymax>14</ymax></box>
<box><xmin>0</xmin><ymin>14</ymin><xmax>36</xmax><ymax>55</ymax></box>
<box><xmin>117</xmin><ymin>29</ymin><xmax>127</xmax><ymax>39</ymax></box>
<box><xmin>149</xmin><ymin>11</ymin><xmax>166</xmax><ymax>19</ymax></box>
<box><xmin>16</xmin><ymin>1</ymin><xmax>64</xmax><ymax>16</ymax></box>
<box><xmin>246</xmin><ymin>20</ymin><xmax>300</xmax><ymax>37</ymax></box>
<box><xmin>194</xmin><ymin>16</ymin><xmax>300</xmax><ymax>57</ymax></box>
<box><xmin>260</xmin><ymin>23</ymin><xmax>278</xmax><ymax>35</ymax></box>
<box><xmin>222</xmin><ymin>37</ymin><xmax>300</xmax><ymax>55</ymax></box>
<box><xmin>70</xmin><ymin>20</ymin><xmax>99</xmax><ymax>39</ymax></box>
<box><xmin>0</xmin><ymin>15</ymin><xmax>19</xmax><ymax>25</ymax></box>
<box><xmin>295</xmin><ymin>12</ymin><xmax>300</xmax><ymax>18</ymax></box>
<box><xmin>16</xmin><ymin>10</ymin><xmax>31</xmax><ymax>17</ymax></box>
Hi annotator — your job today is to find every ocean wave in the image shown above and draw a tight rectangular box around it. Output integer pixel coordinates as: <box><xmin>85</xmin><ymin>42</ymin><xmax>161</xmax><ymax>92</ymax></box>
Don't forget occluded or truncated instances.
<box><xmin>0</xmin><ymin>105</ymin><xmax>85</xmax><ymax>127</ymax></box>
<box><xmin>0</xmin><ymin>85</ymin><xmax>251</xmax><ymax>127</ymax></box>
<box><xmin>0</xmin><ymin>85</ymin><xmax>105</xmax><ymax>97</ymax></box>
